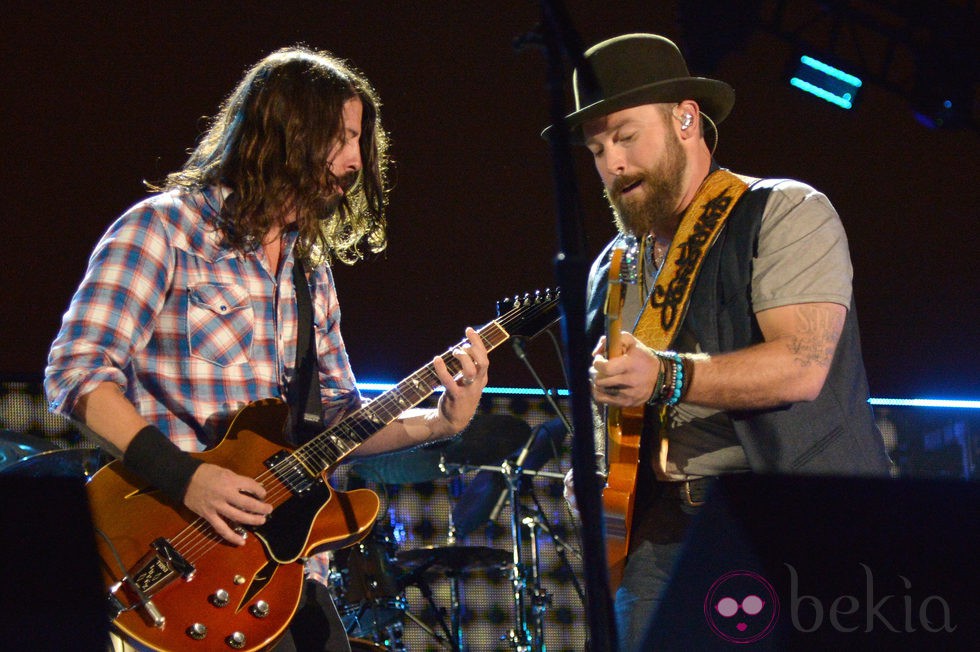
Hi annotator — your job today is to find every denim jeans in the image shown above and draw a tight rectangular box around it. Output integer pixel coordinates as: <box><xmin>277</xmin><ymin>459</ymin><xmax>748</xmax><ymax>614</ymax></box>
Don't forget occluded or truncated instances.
<box><xmin>273</xmin><ymin>580</ymin><xmax>351</xmax><ymax>652</ymax></box>
<box><xmin>614</xmin><ymin>482</ymin><xmax>703</xmax><ymax>651</ymax></box>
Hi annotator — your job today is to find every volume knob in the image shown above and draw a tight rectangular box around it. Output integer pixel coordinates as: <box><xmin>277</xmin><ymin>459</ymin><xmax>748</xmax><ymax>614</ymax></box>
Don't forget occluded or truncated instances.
<box><xmin>249</xmin><ymin>600</ymin><xmax>270</xmax><ymax>618</ymax></box>
<box><xmin>186</xmin><ymin>623</ymin><xmax>208</xmax><ymax>640</ymax></box>
<box><xmin>226</xmin><ymin>631</ymin><xmax>247</xmax><ymax>649</ymax></box>
<box><xmin>210</xmin><ymin>589</ymin><xmax>230</xmax><ymax>607</ymax></box>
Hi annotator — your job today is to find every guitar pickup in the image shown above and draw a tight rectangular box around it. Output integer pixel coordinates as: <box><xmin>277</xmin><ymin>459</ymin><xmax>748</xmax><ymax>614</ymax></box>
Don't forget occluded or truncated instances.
<box><xmin>265</xmin><ymin>450</ymin><xmax>316</xmax><ymax>495</ymax></box>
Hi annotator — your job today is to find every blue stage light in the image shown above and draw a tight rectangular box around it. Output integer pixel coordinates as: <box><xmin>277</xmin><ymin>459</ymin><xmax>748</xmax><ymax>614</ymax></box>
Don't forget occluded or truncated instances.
<box><xmin>358</xmin><ymin>383</ymin><xmax>978</xmax><ymax>408</ymax></box>
<box><xmin>869</xmin><ymin>398</ymin><xmax>980</xmax><ymax>410</ymax></box>
<box><xmin>790</xmin><ymin>55</ymin><xmax>863</xmax><ymax>109</ymax></box>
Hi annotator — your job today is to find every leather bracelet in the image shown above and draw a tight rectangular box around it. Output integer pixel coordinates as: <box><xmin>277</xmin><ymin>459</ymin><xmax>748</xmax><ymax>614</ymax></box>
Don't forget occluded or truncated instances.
<box><xmin>647</xmin><ymin>356</ymin><xmax>667</xmax><ymax>406</ymax></box>
<box><xmin>123</xmin><ymin>425</ymin><xmax>204</xmax><ymax>504</ymax></box>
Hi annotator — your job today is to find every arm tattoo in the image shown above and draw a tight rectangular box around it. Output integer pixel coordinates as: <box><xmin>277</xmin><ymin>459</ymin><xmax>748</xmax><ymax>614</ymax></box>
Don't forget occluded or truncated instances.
<box><xmin>788</xmin><ymin>305</ymin><xmax>843</xmax><ymax>368</ymax></box>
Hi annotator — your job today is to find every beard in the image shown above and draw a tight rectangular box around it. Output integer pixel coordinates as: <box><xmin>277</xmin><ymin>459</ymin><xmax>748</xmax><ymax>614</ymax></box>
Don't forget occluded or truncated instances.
<box><xmin>316</xmin><ymin>171</ymin><xmax>360</xmax><ymax>219</ymax></box>
<box><xmin>606</xmin><ymin>128</ymin><xmax>687</xmax><ymax>237</ymax></box>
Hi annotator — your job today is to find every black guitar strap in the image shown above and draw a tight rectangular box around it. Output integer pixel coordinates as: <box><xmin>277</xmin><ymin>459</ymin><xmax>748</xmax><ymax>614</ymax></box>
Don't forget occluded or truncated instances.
<box><xmin>288</xmin><ymin>254</ymin><xmax>324</xmax><ymax>444</ymax></box>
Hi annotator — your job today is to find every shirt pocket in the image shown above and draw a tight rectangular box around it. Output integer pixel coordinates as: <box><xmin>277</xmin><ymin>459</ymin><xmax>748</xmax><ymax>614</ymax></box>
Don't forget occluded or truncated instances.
<box><xmin>186</xmin><ymin>283</ymin><xmax>254</xmax><ymax>367</ymax></box>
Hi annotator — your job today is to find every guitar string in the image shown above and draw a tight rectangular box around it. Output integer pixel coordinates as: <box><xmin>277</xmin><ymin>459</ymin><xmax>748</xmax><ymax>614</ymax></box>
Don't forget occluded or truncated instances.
<box><xmin>168</xmin><ymin>299</ymin><xmax>559</xmax><ymax>566</ymax></box>
<box><xmin>167</xmin><ymin>336</ymin><xmax>492</xmax><ymax>561</ymax></box>
<box><xmin>165</xmin><ymin>296</ymin><xmax>558</xmax><ymax>566</ymax></box>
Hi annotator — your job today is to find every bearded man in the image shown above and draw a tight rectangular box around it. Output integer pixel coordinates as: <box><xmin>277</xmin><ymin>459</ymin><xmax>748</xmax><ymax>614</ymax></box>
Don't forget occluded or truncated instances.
<box><xmin>548</xmin><ymin>34</ymin><xmax>891</xmax><ymax>650</ymax></box>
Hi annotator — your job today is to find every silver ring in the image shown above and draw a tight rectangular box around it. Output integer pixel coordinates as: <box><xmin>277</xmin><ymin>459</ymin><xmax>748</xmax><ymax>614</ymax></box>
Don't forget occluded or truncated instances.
<box><xmin>461</xmin><ymin>377</ymin><xmax>475</xmax><ymax>386</ymax></box>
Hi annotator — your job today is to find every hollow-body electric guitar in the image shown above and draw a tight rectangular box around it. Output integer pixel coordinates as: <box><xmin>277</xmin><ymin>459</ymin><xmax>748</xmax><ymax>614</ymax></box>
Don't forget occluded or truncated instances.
<box><xmin>600</xmin><ymin>240</ymin><xmax>643</xmax><ymax>592</ymax></box>
<box><xmin>87</xmin><ymin>290</ymin><xmax>559</xmax><ymax>652</ymax></box>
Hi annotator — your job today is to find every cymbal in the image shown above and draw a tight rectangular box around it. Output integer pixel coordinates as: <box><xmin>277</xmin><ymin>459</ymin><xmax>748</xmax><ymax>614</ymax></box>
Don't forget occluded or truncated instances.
<box><xmin>397</xmin><ymin>545</ymin><xmax>511</xmax><ymax>574</ymax></box>
<box><xmin>0</xmin><ymin>429</ymin><xmax>59</xmax><ymax>472</ymax></box>
<box><xmin>350</xmin><ymin>413</ymin><xmax>532</xmax><ymax>484</ymax></box>
<box><xmin>451</xmin><ymin>417</ymin><xmax>568</xmax><ymax>537</ymax></box>
<box><xmin>0</xmin><ymin>447</ymin><xmax>112</xmax><ymax>479</ymax></box>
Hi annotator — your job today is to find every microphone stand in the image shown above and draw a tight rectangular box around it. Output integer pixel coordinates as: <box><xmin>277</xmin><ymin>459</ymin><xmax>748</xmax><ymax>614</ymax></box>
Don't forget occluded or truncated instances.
<box><xmin>512</xmin><ymin>337</ymin><xmax>571</xmax><ymax>433</ymax></box>
<box><xmin>517</xmin><ymin>2</ymin><xmax>618</xmax><ymax>651</ymax></box>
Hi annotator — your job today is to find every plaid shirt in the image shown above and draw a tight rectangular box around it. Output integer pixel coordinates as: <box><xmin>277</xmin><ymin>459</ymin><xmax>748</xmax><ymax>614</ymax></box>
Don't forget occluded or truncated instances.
<box><xmin>45</xmin><ymin>185</ymin><xmax>360</xmax><ymax>583</ymax></box>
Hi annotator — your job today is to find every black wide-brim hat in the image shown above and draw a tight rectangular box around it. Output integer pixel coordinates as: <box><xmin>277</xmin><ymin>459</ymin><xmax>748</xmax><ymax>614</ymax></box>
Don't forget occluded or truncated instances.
<box><xmin>542</xmin><ymin>33</ymin><xmax>735</xmax><ymax>140</ymax></box>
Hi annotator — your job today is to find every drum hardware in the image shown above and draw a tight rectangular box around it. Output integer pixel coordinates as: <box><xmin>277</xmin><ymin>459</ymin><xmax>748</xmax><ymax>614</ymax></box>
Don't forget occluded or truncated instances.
<box><xmin>330</xmin><ymin>525</ymin><xmax>409</xmax><ymax>643</ymax></box>
<box><xmin>450</xmin><ymin>418</ymin><xmax>567</xmax><ymax>652</ymax></box>
<box><xmin>346</xmin><ymin>409</ymin><xmax>575</xmax><ymax>652</ymax></box>
<box><xmin>493</xmin><ymin>337</ymin><xmax>575</xmax><ymax>651</ymax></box>
<box><xmin>521</xmin><ymin>512</ymin><xmax>585</xmax><ymax>603</ymax></box>
<box><xmin>497</xmin><ymin>462</ymin><xmax>569</xmax><ymax>652</ymax></box>
<box><xmin>397</xmin><ymin>544</ymin><xmax>512</xmax><ymax>651</ymax></box>
<box><xmin>396</xmin><ymin>559</ymin><xmax>453</xmax><ymax>649</ymax></box>
<box><xmin>398</xmin><ymin>588</ymin><xmax>450</xmax><ymax>650</ymax></box>
<box><xmin>523</xmin><ymin>514</ymin><xmax>548</xmax><ymax>652</ymax></box>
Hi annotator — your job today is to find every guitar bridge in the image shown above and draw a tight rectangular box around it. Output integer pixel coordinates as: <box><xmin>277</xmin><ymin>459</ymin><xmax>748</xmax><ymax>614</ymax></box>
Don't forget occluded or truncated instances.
<box><xmin>130</xmin><ymin>538</ymin><xmax>195</xmax><ymax>593</ymax></box>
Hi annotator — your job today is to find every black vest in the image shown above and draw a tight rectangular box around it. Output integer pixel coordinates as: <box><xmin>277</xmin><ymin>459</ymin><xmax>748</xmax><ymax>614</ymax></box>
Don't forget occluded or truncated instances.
<box><xmin>586</xmin><ymin>179</ymin><xmax>891</xmax><ymax>476</ymax></box>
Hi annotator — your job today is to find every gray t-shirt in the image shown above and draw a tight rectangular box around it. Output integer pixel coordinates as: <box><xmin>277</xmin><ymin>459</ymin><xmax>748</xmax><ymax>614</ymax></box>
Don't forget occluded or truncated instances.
<box><xmin>620</xmin><ymin>179</ymin><xmax>853</xmax><ymax>480</ymax></box>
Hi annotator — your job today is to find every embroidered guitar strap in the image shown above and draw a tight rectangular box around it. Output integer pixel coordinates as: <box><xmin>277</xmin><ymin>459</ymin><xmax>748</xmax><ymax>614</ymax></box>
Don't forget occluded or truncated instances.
<box><xmin>631</xmin><ymin>169</ymin><xmax>750</xmax><ymax>472</ymax></box>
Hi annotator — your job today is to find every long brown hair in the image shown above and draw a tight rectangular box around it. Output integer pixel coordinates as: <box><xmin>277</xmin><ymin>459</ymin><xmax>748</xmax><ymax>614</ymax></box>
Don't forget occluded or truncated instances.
<box><xmin>162</xmin><ymin>45</ymin><xmax>389</xmax><ymax>265</ymax></box>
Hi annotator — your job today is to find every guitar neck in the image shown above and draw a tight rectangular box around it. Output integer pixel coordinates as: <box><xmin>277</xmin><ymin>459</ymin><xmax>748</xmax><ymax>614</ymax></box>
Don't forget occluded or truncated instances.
<box><xmin>282</xmin><ymin>288</ymin><xmax>560</xmax><ymax>479</ymax></box>
<box><xmin>605</xmin><ymin>246</ymin><xmax>629</xmax><ymax>360</ymax></box>
<box><xmin>292</xmin><ymin>320</ymin><xmax>507</xmax><ymax>474</ymax></box>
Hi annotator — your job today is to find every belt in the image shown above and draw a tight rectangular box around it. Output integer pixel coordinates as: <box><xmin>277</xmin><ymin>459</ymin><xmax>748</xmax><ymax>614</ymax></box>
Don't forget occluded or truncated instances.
<box><xmin>672</xmin><ymin>477</ymin><xmax>714</xmax><ymax>506</ymax></box>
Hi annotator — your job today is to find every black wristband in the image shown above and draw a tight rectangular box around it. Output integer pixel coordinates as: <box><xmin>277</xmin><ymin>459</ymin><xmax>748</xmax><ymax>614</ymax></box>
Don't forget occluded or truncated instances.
<box><xmin>123</xmin><ymin>425</ymin><xmax>204</xmax><ymax>504</ymax></box>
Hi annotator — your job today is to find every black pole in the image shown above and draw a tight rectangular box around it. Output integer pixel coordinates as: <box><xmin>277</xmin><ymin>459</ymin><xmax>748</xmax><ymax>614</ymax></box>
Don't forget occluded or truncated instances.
<box><xmin>520</xmin><ymin>3</ymin><xmax>618</xmax><ymax>651</ymax></box>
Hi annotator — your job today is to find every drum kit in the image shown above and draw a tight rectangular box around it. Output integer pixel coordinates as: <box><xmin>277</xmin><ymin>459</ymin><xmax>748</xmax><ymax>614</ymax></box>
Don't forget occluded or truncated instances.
<box><xmin>342</xmin><ymin>413</ymin><xmax>577</xmax><ymax>651</ymax></box>
<box><xmin>0</xmin><ymin>413</ymin><xmax>578</xmax><ymax>652</ymax></box>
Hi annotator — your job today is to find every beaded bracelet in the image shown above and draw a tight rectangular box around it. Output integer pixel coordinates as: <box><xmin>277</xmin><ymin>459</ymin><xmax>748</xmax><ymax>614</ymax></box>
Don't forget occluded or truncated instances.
<box><xmin>661</xmin><ymin>351</ymin><xmax>685</xmax><ymax>406</ymax></box>
<box><xmin>677</xmin><ymin>356</ymin><xmax>694</xmax><ymax>403</ymax></box>
<box><xmin>647</xmin><ymin>350</ymin><xmax>685</xmax><ymax>406</ymax></box>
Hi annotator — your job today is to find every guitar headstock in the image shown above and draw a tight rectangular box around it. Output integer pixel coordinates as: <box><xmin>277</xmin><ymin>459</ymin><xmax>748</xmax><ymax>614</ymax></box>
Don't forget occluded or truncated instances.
<box><xmin>495</xmin><ymin>288</ymin><xmax>561</xmax><ymax>340</ymax></box>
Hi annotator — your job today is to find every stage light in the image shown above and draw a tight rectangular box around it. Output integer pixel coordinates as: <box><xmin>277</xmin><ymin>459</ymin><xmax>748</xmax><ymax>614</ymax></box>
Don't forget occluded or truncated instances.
<box><xmin>911</xmin><ymin>69</ymin><xmax>972</xmax><ymax>129</ymax></box>
<box><xmin>357</xmin><ymin>383</ymin><xmax>978</xmax><ymax>407</ymax></box>
<box><xmin>869</xmin><ymin>398</ymin><xmax>980</xmax><ymax>410</ymax></box>
<box><xmin>356</xmin><ymin>381</ymin><xmax>570</xmax><ymax>397</ymax></box>
<box><xmin>789</xmin><ymin>55</ymin><xmax>863</xmax><ymax>109</ymax></box>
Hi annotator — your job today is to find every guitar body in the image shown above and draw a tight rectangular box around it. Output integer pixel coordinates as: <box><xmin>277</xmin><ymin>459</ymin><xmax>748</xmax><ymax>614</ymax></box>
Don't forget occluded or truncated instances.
<box><xmin>603</xmin><ymin>404</ymin><xmax>643</xmax><ymax>590</ymax></box>
<box><xmin>599</xmin><ymin>241</ymin><xmax>643</xmax><ymax>592</ymax></box>
<box><xmin>88</xmin><ymin>399</ymin><xmax>379</xmax><ymax>652</ymax></box>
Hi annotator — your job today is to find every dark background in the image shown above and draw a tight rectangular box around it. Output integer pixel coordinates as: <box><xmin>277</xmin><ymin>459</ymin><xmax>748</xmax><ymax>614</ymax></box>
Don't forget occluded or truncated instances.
<box><xmin>2</xmin><ymin>1</ymin><xmax>977</xmax><ymax>398</ymax></box>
